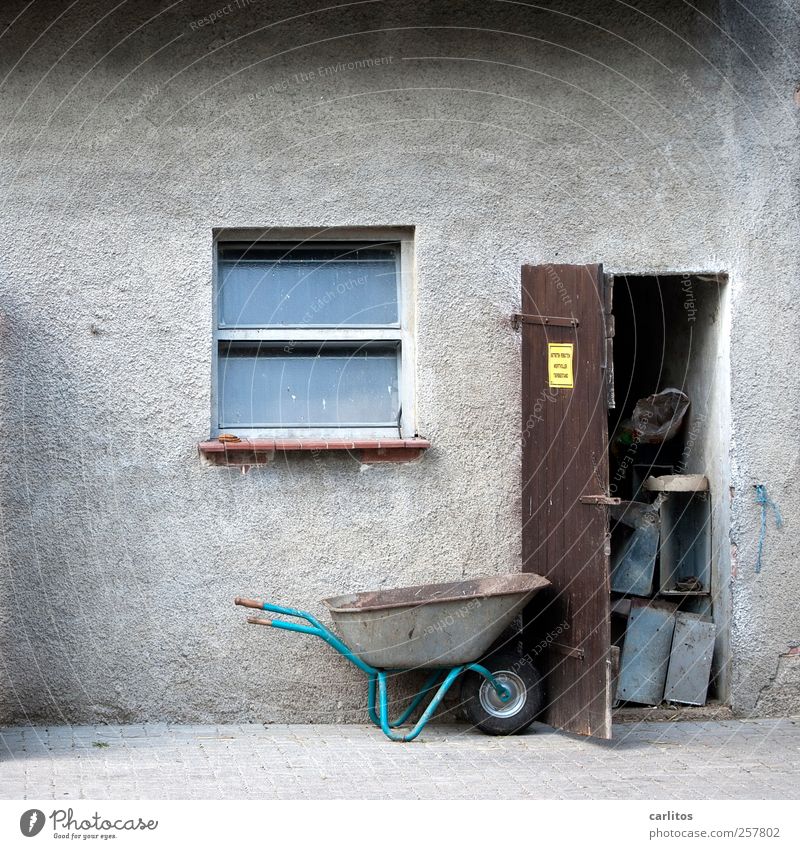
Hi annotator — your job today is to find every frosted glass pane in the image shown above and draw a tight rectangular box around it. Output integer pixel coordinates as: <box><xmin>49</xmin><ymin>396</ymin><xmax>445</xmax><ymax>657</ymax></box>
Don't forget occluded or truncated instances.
<box><xmin>219</xmin><ymin>345</ymin><xmax>400</xmax><ymax>427</ymax></box>
<box><xmin>218</xmin><ymin>245</ymin><xmax>399</xmax><ymax>326</ymax></box>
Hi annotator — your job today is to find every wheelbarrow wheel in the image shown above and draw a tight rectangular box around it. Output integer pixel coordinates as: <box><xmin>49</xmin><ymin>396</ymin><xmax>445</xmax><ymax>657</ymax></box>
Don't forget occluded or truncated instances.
<box><xmin>462</xmin><ymin>650</ymin><xmax>544</xmax><ymax>735</ymax></box>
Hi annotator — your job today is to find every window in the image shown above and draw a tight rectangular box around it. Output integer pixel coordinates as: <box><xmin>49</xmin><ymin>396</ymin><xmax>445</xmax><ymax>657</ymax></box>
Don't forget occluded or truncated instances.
<box><xmin>212</xmin><ymin>230</ymin><xmax>416</xmax><ymax>439</ymax></box>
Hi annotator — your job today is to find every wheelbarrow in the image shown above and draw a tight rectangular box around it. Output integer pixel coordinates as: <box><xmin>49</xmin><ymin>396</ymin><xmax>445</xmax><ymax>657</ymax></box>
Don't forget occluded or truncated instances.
<box><xmin>235</xmin><ymin>572</ymin><xmax>550</xmax><ymax>742</ymax></box>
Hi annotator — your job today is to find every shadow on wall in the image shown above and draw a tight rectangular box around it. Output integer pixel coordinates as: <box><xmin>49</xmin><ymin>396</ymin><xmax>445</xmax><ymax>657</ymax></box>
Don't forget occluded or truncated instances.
<box><xmin>0</xmin><ymin>301</ymin><xmax>182</xmax><ymax>724</ymax></box>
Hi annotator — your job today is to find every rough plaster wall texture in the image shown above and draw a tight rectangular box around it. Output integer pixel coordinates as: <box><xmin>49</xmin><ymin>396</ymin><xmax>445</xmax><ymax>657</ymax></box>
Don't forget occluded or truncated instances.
<box><xmin>716</xmin><ymin>0</ymin><xmax>800</xmax><ymax>715</ymax></box>
<box><xmin>0</xmin><ymin>0</ymin><xmax>797</xmax><ymax>723</ymax></box>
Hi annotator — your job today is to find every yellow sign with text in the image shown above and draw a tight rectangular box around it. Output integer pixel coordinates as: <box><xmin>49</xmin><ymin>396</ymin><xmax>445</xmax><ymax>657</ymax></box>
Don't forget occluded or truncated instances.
<box><xmin>548</xmin><ymin>343</ymin><xmax>574</xmax><ymax>388</ymax></box>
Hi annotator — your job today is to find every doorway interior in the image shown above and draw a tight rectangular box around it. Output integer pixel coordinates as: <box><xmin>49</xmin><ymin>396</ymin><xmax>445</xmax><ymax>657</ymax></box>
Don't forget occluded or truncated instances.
<box><xmin>606</xmin><ymin>272</ymin><xmax>730</xmax><ymax>709</ymax></box>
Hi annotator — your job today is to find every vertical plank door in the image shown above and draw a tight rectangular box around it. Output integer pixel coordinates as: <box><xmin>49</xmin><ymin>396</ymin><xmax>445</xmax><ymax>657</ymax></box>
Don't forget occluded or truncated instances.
<box><xmin>520</xmin><ymin>263</ymin><xmax>613</xmax><ymax>739</ymax></box>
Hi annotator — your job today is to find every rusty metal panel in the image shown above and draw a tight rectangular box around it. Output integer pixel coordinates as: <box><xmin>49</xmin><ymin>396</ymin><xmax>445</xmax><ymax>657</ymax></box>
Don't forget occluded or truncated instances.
<box><xmin>521</xmin><ymin>263</ymin><xmax>612</xmax><ymax>739</ymax></box>
<box><xmin>616</xmin><ymin>599</ymin><xmax>677</xmax><ymax>705</ymax></box>
<box><xmin>664</xmin><ymin>612</ymin><xmax>715</xmax><ymax>705</ymax></box>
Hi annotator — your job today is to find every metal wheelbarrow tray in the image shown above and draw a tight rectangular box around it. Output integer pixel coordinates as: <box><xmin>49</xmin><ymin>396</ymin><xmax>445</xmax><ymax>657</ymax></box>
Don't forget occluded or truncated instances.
<box><xmin>324</xmin><ymin>574</ymin><xmax>548</xmax><ymax>668</ymax></box>
<box><xmin>235</xmin><ymin>572</ymin><xmax>550</xmax><ymax>742</ymax></box>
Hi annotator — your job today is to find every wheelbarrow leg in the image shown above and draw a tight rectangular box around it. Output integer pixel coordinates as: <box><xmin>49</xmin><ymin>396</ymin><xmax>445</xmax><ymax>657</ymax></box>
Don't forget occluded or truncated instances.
<box><xmin>368</xmin><ymin>670</ymin><xmax>445</xmax><ymax>729</ymax></box>
<box><xmin>375</xmin><ymin>668</ymin><xmax>465</xmax><ymax>742</ymax></box>
<box><xmin>374</xmin><ymin>664</ymin><xmax>512</xmax><ymax>741</ymax></box>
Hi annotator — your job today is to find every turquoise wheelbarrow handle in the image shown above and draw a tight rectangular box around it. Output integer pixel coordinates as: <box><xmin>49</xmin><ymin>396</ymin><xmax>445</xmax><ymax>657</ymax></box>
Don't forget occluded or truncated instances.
<box><xmin>236</xmin><ymin>596</ymin><xmax>375</xmax><ymax>674</ymax></box>
<box><xmin>235</xmin><ymin>597</ymin><xmax>266</xmax><ymax>610</ymax></box>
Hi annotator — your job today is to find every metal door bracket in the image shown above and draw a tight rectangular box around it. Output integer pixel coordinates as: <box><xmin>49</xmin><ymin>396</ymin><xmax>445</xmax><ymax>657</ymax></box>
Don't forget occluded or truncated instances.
<box><xmin>512</xmin><ymin>313</ymin><xmax>579</xmax><ymax>330</ymax></box>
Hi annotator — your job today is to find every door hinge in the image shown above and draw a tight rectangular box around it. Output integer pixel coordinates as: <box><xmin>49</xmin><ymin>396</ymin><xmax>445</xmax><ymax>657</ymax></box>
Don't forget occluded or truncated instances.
<box><xmin>579</xmin><ymin>495</ymin><xmax>622</xmax><ymax>506</ymax></box>
<box><xmin>512</xmin><ymin>313</ymin><xmax>579</xmax><ymax>330</ymax></box>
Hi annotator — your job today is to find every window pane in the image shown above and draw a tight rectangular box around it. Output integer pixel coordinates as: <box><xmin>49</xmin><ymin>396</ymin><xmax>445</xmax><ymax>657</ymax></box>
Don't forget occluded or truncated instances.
<box><xmin>218</xmin><ymin>245</ymin><xmax>399</xmax><ymax>327</ymax></box>
<box><xmin>218</xmin><ymin>344</ymin><xmax>400</xmax><ymax>427</ymax></box>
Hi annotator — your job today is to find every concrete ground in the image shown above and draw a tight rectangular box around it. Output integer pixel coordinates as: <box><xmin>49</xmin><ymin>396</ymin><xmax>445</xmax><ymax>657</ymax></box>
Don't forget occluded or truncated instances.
<box><xmin>1</xmin><ymin>718</ymin><xmax>797</xmax><ymax>800</ymax></box>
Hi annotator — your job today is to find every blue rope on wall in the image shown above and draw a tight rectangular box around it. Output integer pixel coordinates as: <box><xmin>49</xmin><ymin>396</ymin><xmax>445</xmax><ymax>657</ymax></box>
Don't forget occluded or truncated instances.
<box><xmin>754</xmin><ymin>484</ymin><xmax>783</xmax><ymax>574</ymax></box>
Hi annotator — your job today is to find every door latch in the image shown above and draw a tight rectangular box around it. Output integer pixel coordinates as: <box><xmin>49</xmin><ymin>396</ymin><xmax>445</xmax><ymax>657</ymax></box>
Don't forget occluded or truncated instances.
<box><xmin>579</xmin><ymin>495</ymin><xmax>621</xmax><ymax>506</ymax></box>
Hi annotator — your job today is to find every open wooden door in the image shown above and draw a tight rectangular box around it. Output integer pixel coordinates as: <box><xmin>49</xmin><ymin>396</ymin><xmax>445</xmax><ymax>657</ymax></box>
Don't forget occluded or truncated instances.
<box><xmin>520</xmin><ymin>263</ymin><xmax>613</xmax><ymax>739</ymax></box>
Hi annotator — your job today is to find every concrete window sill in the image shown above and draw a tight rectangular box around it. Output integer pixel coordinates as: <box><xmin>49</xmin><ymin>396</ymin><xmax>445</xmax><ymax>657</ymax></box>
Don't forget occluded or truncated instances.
<box><xmin>198</xmin><ymin>437</ymin><xmax>431</xmax><ymax>467</ymax></box>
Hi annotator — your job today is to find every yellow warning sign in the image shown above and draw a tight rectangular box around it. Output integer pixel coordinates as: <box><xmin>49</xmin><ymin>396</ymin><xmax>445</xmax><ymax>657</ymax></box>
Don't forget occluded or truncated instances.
<box><xmin>548</xmin><ymin>343</ymin><xmax>574</xmax><ymax>388</ymax></box>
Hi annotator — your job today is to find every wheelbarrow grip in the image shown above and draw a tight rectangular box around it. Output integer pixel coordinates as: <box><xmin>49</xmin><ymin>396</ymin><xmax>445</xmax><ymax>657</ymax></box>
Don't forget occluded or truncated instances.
<box><xmin>234</xmin><ymin>597</ymin><xmax>264</xmax><ymax>610</ymax></box>
<box><xmin>246</xmin><ymin>616</ymin><xmax>273</xmax><ymax>627</ymax></box>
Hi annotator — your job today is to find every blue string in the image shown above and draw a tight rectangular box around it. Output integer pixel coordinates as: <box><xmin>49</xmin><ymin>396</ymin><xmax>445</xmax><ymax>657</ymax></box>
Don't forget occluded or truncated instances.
<box><xmin>755</xmin><ymin>484</ymin><xmax>783</xmax><ymax>574</ymax></box>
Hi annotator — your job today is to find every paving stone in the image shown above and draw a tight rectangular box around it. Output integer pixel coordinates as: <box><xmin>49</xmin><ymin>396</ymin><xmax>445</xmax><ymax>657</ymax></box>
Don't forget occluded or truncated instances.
<box><xmin>0</xmin><ymin>719</ymin><xmax>797</xmax><ymax>799</ymax></box>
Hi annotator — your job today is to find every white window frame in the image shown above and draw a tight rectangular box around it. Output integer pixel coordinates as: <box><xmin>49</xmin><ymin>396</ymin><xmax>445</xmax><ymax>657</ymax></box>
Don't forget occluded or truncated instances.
<box><xmin>211</xmin><ymin>227</ymin><xmax>417</xmax><ymax>439</ymax></box>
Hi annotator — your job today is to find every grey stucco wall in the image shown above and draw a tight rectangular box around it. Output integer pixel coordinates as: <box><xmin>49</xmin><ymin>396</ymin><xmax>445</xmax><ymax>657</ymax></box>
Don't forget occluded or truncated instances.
<box><xmin>0</xmin><ymin>0</ymin><xmax>797</xmax><ymax>724</ymax></box>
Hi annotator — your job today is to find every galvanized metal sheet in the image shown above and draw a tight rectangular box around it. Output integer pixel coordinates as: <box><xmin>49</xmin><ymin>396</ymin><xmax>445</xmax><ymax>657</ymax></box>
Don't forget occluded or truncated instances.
<box><xmin>681</xmin><ymin>595</ymin><xmax>713</xmax><ymax>618</ymax></box>
<box><xmin>658</xmin><ymin>492</ymin><xmax>712</xmax><ymax>593</ymax></box>
<box><xmin>324</xmin><ymin>574</ymin><xmax>549</xmax><ymax>668</ymax></box>
<box><xmin>610</xmin><ymin>528</ymin><xmax>658</xmax><ymax>595</ymax></box>
<box><xmin>616</xmin><ymin>599</ymin><xmax>677</xmax><ymax>705</ymax></box>
<box><xmin>610</xmin><ymin>501</ymin><xmax>660</xmax><ymax>597</ymax></box>
<box><xmin>664</xmin><ymin>612</ymin><xmax>715</xmax><ymax>706</ymax></box>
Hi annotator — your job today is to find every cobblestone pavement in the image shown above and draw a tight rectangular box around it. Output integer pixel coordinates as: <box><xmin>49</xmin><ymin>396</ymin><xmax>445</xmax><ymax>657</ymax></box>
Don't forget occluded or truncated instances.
<box><xmin>1</xmin><ymin>719</ymin><xmax>797</xmax><ymax>800</ymax></box>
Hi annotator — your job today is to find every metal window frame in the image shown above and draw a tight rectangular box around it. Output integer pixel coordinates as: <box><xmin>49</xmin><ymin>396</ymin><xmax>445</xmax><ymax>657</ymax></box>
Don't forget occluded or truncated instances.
<box><xmin>211</xmin><ymin>227</ymin><xmax>417</xmax><ymax>439</ymax></box>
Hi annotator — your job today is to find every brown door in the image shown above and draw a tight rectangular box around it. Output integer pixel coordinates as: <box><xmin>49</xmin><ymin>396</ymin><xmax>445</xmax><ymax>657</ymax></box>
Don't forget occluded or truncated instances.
<box><xmin>520</xmin><ymin>263</ymin><xmax>613</xmax><ymax>739</ymax></box>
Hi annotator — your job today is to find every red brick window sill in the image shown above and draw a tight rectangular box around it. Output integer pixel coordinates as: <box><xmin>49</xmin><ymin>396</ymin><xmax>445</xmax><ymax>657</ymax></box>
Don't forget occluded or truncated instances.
<box><xmin>198</xmin><ymin>437</ymin><xmax>431</xmax><ymax>466</ymax></box>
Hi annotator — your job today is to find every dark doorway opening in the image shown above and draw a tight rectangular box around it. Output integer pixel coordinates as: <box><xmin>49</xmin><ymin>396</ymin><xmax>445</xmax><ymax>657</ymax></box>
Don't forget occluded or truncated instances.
<box><xmin>607</xmin><ymin>273</ymin><xmax>730</xmax><ymax>709</ymax></box>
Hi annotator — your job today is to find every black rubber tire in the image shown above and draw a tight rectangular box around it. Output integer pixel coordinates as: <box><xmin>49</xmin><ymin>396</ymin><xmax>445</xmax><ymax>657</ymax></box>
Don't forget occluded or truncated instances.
<box><xmin>461</xmin><ymin>650</ymin><xmax>545</xmax><ymax>736</ymax></box>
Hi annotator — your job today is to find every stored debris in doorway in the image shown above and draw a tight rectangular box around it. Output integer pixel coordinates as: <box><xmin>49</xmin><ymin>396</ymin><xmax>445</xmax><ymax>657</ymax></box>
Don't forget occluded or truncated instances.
<box><xmin>609</xmin><ymin>499</ymin><xmax>663</xmax><ymax>597</ymax></box>
<box><xmin>617</xmin><ymin>599</ymin><xmax>678</xmax><ymax>705</ymax></box>
<box><xmin>646</xmin><ymin>475</ymin><xmax>711</xmax><ymax>595</ymax></box>
<box><xmin>664</xmin><ymin>612</ymin><xmax>715</xmax><ymax>706</ymax></box>
<box><xmin>632</xmin><ymin>388</ymin><xmax>690</xmax><ymax>443</ymax></box>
